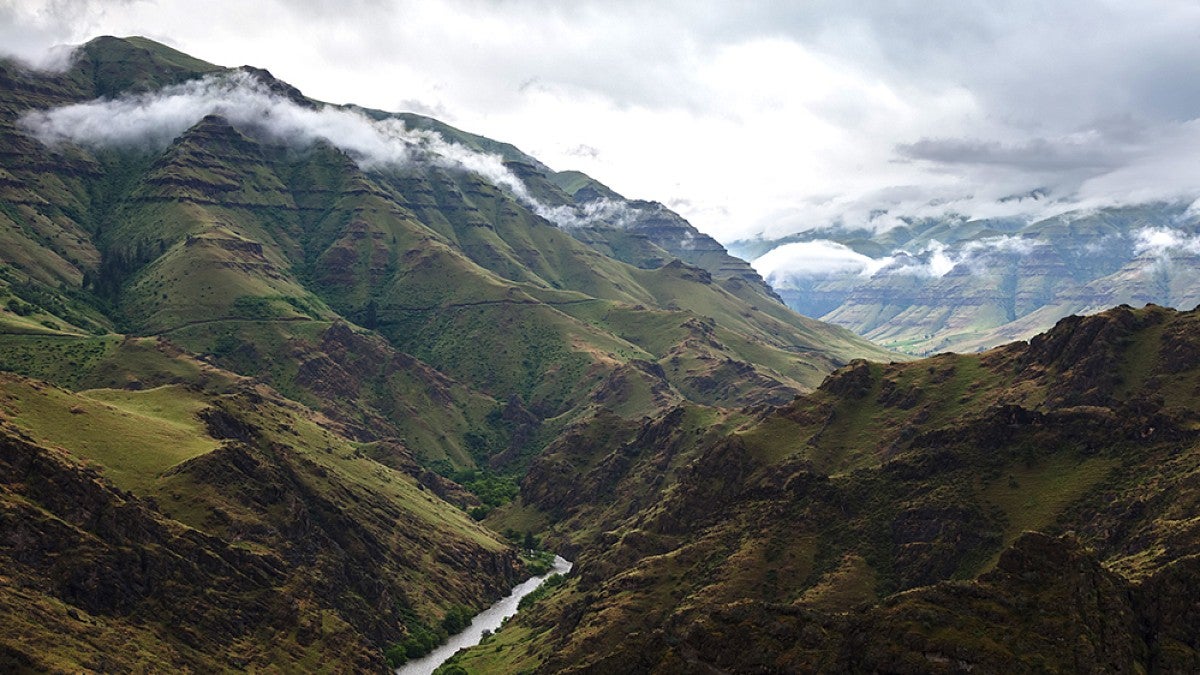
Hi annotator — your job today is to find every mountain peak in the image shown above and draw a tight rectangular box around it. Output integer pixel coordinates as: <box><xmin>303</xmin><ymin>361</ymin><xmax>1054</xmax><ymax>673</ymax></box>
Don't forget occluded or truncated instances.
<box><xmin>75</xmin><ymin>35</ymin><xmax>221</xmax><ymax>97</ymax></box>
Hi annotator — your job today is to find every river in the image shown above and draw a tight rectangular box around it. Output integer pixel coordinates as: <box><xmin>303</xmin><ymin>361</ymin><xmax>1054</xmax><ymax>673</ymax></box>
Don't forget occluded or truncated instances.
<box><xmin>395</xmin><ymin>555</ymin><xmax>573</xmax><ymax>675</ymax></box>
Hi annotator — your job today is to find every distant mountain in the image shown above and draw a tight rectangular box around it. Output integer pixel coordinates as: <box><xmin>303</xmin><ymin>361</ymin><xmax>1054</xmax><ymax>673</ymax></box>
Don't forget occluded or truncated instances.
<box><xmin>6</xmin><ymin>35</ymin><xmax>1200</xmax><ymax>675</ymax></box>
<box><xmin>0</xmin><ymin>36</ymin><xmax>893</xmax><ymax>670</ymax></box>
<box><xmin>731</xmin><ymin>204</ymin><xmax>1200</xmax><ymax>354</ymax></box>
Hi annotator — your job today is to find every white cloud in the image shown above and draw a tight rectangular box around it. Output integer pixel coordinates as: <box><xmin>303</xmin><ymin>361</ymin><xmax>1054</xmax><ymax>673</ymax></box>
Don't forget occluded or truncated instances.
<box><xmin>537</xmin><ymin>199</ymin><xmax>641</xmax><ymax>229</ymax></box>
<box><xmin>16</xmin><ymin>71</ymin><xmax>630</xmax><ymax>229</ymax></box>
<box><xmin>752</xmin><ymin>241</ymin><xmax>883</xmax><ymax>286</ymax></box>
<box><xmin>751</xmin><ymin>234</ymin><xmax>1051</xmax><ymax>285</ymax></box>
<box><xmin>1133</xmin><ymin>227</ymin><xmax>1200</xmax><ymax>256</ymax></box>
<box><xmin>924</xmin><ymin>241</ymin><xmax>956</xmax><ymax>277</ymax></box>
<box><xmin>8</xmin><ymin>1</ymin><xmax>1200</xmax><ymax>242</ymax></box>
<box><xmin>960</xmin><ymin>235</ymin><xmax>1038</xmax><ymax>257</ymax></box>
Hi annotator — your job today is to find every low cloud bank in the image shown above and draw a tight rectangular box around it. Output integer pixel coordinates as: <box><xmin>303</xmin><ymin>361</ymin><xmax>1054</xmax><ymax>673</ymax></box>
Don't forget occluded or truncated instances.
<box><xmin>0</xmin><ymin>2</ymin><xmax>82</xmax><ymax>74</ymax></box>
<box><xmin>0</xmin><ymin>44</ymin><xmax>77</xmax><ymax>72</ymax></box>
<box><xmin>752</xmin><ymin>239</ymin><xmax>969</xmax><ymax>288</ymax></box>
<box><xmin>753</xmin><ymin>222</ymin><xmax>1200</xmax><ymax>290</ymax></box>
<box><xmin>752</xmin><ymin>241</ymin><xmax>887</xmax><ymax>284</ymax></box>
<box><xmin>753</xmin><ymin>119</ymin><xmax>1200</xmax><ymax>241</ymax></box>
<box><xmin>19</xmin><ymin>71</ymin><xmax>527</xmax><ymax>190</ymax></box>
<box><xmin>1134</xmin><ymin>227</ymin><xmax>1200</xmax><ymax>257</ymax></box>
<box><xmin>535</xmin><ymin>198</ymin><xmax>641</xmax><ymax>230</ymax></box>
<box><xmin>753</xmin><ymin>235</ymin><xmax>1053</xmax><ymax>288</ymax></box>
<box><xmin>17</xmin><ymin>71</ymin><xmax>634</xmax><ymax>229</ymax></box>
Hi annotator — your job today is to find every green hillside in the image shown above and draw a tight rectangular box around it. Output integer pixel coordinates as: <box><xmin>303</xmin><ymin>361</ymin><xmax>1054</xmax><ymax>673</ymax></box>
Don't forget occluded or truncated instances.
<box><xmin>15</xmin><ymin>33</ymin><xmax>1199</xmax><ymax>675</ymax></box>
<box><xmin>0</xmin><ymin>36</ymin><xmax>898</xmax><ymax>671</ymax></box>
<box><xmin>0</xmin><ymin>356</ymin><xmax>520</xmax><ymax>671</ymax></box>
<box><xmin>0</xmin><ymin>36</ymin><xmax>892</xmax><ymax>469</ymax></box>
<box><xmin>450</xmin><ymin>304</ymin><xmax>1200</xmax><ymax>673</ymax></box>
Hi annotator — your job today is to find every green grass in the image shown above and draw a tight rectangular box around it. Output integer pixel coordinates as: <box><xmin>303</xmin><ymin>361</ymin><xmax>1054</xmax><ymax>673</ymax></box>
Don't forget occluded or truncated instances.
<box><xmin>0</xmin><ymin>333</ymin><xmax>233</xmax><ymax>393</ymax></box>
<box><xmin>0</xmin><ymin>334</ymin><xmax>119</xmax><ymax>388</ymax></box>
<box><xmin>217</xmin><ymin>394</ymin><xmax>509</xmax><ymax>552</ymax></box>
<box><xmin>438</xmin><ymin>622</ymin><xmax>544</xmax><ymax>674</ymax></box>
<box><xmin>2</xmin><ymin>377</ymin><xmax>218</xmax><ymax>492</ymax></box>
<box><xmin>740</xmin><ymin>415</ymin><xmax>812</xmax><ymax>464</ymax></box>
<box><xmin>799</xmin><ymin>552</ymin><xmax>877</xmax><ymax>608</ymax></box>
<box><xmin>979</xmin><ymin>453</ymin><xmax>1118</xmax><ymax>570</ymax></box>
<box><xmin>486</xmin><ymin>499</ymin><xmax>551</xmax><ymax>540</ymax></box>
<box><xmin>83</xmin><ymin>384</ymin><xmax>212</xmax><ymax>427</ymax></box>
<box><xmin>1114</xmin><ymin>320</ymin><xmax>1165</xmax><ymax>399</ymax></box>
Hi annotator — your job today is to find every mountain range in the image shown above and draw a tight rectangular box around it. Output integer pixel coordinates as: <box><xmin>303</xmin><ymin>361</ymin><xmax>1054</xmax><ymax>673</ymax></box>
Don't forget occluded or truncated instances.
<box><xmin>447</xmin><ymin>303</ymin><xmax>1200</xmax><ymax>673</ymax></box>
<box><xmin>2</xmin><ymin>36</ymin><xmax>1198</xmax><ymax>674</ymax></box>
<box><xmin>0</xmin><ymin>35</ymin><xmax>887</xmax><ymax>671</ymax></box>
<box><xmin>733</xmin><ymin>203</ymin><xmax>1200</xmax><ymax>354</ymax></box>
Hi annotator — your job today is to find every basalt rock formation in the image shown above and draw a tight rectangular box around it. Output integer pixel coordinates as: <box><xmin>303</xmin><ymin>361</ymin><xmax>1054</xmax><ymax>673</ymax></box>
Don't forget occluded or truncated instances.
<box><xmin>734</xmin><ymin>205</ymin><xmax>1200</xmax><ymax>355</ymax></box>
<box><xmin>0</xmin><ymin>36</ymin><xmax>892</xmax><ymax>670</ymax></box>
<box><xmin>445</xmin><ymin>304</ymin><xmax>1200</xmax><ymax>673</ymax></box>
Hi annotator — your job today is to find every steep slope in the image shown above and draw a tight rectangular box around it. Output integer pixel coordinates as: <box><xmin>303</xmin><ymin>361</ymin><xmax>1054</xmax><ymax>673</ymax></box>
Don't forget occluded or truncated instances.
<box><xmin>0</xmin><ymin>35</ymin><xmax>903</xmax><ymax>671</ymax></box>
<box><xmin>0</xmin><ymin>36</ymin><xmax>227</xmax><ymax>336</ymax></box>
<box><xmin>0</xmin><ymin>355</ymin><xmax>522</xmax><ymax>671</ymax></box>
<box><xmin>736</xmin><ymin>204</ymin><xmax>1200</xmax><ymax>354</ymax></box>
<box><xmin>0</xmin><ymin>35</ymin><xmax>892</xmax><ymax>470</ymax></box>
<box><xmin>448</xmin><ymin>304</ymin><xmax>1200</xmax><ymax>673</ymax></box>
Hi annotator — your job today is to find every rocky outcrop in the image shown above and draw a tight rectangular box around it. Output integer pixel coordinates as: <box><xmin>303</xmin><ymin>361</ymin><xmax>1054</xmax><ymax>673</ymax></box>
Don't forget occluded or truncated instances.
<box><xmin>0</xmin><ymin>425</ymin><xmax>346</xmax><ymax>671</ymax></box>
<box><xmin>745</xmin><ymin>204</ymin><xmax>1200</xmax><ymax>355</ymax></box>
<box><xmin>453</xmin><ymin>305</ymin><xmax>1200</xmax><ymax>673</ymax></box>
<box><xmin>828</xmin><ymin>533</ymin><xmax>1150</xmax><ymax>672</ymax></box>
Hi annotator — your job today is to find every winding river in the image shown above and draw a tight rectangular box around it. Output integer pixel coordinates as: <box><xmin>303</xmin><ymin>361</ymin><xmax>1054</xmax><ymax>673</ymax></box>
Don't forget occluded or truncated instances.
<box><xmin>395</xmin><ymin>555</ymin><xmax>573</xmax><ymax>675</ymax></box>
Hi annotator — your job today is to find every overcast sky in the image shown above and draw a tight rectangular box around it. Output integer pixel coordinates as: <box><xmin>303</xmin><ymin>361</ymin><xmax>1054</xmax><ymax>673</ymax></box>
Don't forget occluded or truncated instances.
<box><xmin>5</xmin><ymin>0</ymin><xmax>1200</xmax><ymax>242</ymax></box>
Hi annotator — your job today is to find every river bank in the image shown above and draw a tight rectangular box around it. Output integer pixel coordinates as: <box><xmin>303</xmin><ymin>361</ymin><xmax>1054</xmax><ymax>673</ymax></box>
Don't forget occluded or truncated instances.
<box><xmin>395</xmin><ymin>555</ymin><xmax>573</xmax><ymax>675</ymax></box>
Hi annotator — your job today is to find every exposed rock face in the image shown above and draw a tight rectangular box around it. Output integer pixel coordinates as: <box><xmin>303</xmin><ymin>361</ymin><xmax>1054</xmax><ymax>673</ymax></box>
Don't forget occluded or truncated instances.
<box><xmin>0</xmin><ymin>425</ymin><xmax>368</xmax><ymax>671</ymax></box>
<box><xmin>621</xmin><ymin>200</ymin><xmax>781</xmax><ymax>299</ymax></box>
<box><xmin>447</xmin><ymin>305</ymin><xmax>1200</xmax><ymax>673</ymax></box>
<box><xmin>550</xmin><ymin>174</ymin><xmax>782</xmax><ymax>301</ymax></box>
<box><xmin>0</xmin><ymin>380</ymin><xmax>524</xmax><ymax>672</ymax></box>
<box><xmin>736</xmin><ymin>204</ymin><xmax>1200</xmax><ymax>355</ymax></box>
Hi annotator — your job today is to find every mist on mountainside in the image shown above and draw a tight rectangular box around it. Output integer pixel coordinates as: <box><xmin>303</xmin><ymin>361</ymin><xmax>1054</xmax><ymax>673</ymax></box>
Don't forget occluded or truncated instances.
<box><xmin>737</xmin><ymin>202</ymin><xmax>1200</xmax><ymax>355</ymax></box>
<box><xmin>17</xmin><ymin>69</ymin><xmax>649</xmax><ymax>231</ymax></box>
<box><xmin>0</xmin><ymin>34</ymin><xmax>895</xmax><ymax>672</ymax></box>
<box><xmin>4</xmin><ymin>15</ymin><xmax>1200</xmax><ymax>675</ymax></box>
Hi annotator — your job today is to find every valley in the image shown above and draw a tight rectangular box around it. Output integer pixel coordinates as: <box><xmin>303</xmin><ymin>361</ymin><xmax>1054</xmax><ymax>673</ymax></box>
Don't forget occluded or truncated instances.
<box><xmin>734</xmin><ymin>205</ymin><xmax>1200</xmax><ymax>355</ymax></box>
<box><xmin>1</xmin><ymin>34</ymin><xmax>1198</xmax><ymax>675</ymax></box>
<box><xmin>0</xmin><ymin>36</ymin><xmax>888</xmax><ymax>672</ymax></box>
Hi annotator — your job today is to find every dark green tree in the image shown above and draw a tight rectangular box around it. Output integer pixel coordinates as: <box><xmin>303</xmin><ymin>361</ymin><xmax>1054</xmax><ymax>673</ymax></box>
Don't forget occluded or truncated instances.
<box><xmin>362</xmin><ymin>298</ymin><xmax>379</xmax><ymax>329</ymax></box>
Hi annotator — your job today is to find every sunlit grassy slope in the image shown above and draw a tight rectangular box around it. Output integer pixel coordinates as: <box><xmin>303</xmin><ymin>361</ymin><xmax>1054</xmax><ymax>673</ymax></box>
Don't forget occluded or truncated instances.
<box><xmin>0</xmin><ymin>34</ymin><xmax>908</xmax><ymax>672</ymax></box>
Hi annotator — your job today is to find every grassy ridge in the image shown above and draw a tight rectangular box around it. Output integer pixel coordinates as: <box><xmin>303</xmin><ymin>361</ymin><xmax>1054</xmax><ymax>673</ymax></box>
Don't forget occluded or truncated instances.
<box><xmin>2</xmin><ymin>378</ymin><xmax>217</xmax><ymax>492</ymax></box>
<box><xmin>0</xmin><ymin>35</ymin><xmax>908</xmax><ymax>671</ymax></box>
<box><xmin>0</xmin><ymin>352</ymin><xmax>522</xmax><ymax>671</ymax></box>
<box><xmin>455</xmin><ymin>305</ymin><xmax>1200</xmax><ymax>672</ymax></box>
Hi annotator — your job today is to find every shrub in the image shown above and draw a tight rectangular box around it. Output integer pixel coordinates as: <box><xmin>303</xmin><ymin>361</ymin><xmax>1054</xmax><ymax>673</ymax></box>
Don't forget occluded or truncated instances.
<box><xmin>212</xmin><ymin>332</ymin><xmax>239</xmax><ymax>357</ymax></box>
<box><xmin>383</xmin><ymin>644</ymin><xmax>408</xmax><ymax>667</ymax></box>
<box><xmin>384</xmin><ymin>616</ymin><xmax>447</xmax><ymax>667</ymax></box>
<box><xmin>522</xmin><ymin>549</ymin><xmax>555</xmax><ymax>575</ymax></box>
<box><xmin>6</xmin><ymin>298</ymin><xmax>34</xmax><ymax>316</ymax></box>
<box><xmin>441</xmin><ymin>604</ymin><xmax>473</xmax><ymax>635</ymax></box>
<box><xmin>523</xmin><ymin>530</ymin><xmax>539</xmax><ymax>551</ymax></box>
<box><xmin>517</xmin><ymin>573</ymin><xmax>566</xmax><ymax>611</ymax></box>
<box><xmin>231</xmin><ymin>295</ymin><xmax>274</xmax><ymax>319</ymax></box>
